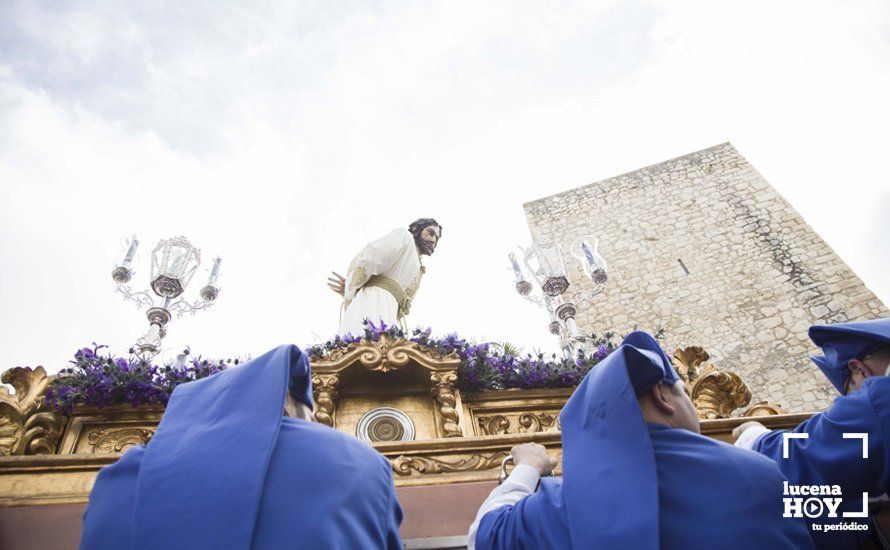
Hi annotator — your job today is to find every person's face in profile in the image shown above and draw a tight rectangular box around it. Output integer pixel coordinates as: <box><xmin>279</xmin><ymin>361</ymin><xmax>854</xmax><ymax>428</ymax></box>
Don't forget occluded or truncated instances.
<box><xmin>417</xmin><ymin>225</ymin><xmax>441</xmax><ymax>255</ymax></box>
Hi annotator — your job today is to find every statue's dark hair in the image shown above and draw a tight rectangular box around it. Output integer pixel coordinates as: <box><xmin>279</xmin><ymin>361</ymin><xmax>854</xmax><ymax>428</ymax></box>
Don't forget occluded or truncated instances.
<box><xmin>408</xmin><ymin>218</ymin><xmax>442</xmax><ymax>240</ymax></box>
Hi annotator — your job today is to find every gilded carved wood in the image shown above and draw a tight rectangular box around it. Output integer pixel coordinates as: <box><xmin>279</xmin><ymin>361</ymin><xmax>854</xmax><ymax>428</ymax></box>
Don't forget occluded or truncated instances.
<box><xmin>477</xmin><ymin>415</ymin><xmax>510</xmax><ymax>435</ymax></box>
<box><xmin>391</xmin><ymin>450</ymin><xmax>509</xmax><ymax>476</ymax></box>
<box><xmin>0</xmin><ymin>341</ymin><xmax>782</xmax><ymax>465</ymax></box>
<box><xmin>88</xmin><ymin>428</ymin><xmax>154</xmax><ymax>454</ymax></box>
<box><xmin>311</xmin><ymin>374</ymin><xmax>340</xmax><ymax>427</ymax></box>
<box><xmin>518</xmin><ymin>412</ymin><xmax>560</xmax><ymax>433</ymax></box>
<box><xmin>0</xmin><ymin>415</ymin><xmax>817</xmax><ymax>505</ymax></box>
<box><xmin>312</xmin><ymin>335</ymin><xmax>461</xmax><ymax>374</ymax></box>
<box><xmin>474</xmin><ymin>410</ymin><xmax>562</xmax><ymax>436</ymax></box>
<box><xmin>430</xmin><ymin>372</ymin><xmax>463</xmax><ymax>437</ymax></box>
<box><xmin>742</xmin><ymin>402</ymin><xmax>787</xmax><ymax>417</ymax></box>
<box><xmin>0</xmin><ymin>367</ymin><xmax>66</xmax><ymax>456</ymax></box>
<box><xmin>313</xmin><ymin>336</ymin><xmax>465</xmax><ymax>437</ymax></box>
<box><xmin>671</xmin><ymin>347</ymin><xmax>753</xmax><ymax>419</ymax></box>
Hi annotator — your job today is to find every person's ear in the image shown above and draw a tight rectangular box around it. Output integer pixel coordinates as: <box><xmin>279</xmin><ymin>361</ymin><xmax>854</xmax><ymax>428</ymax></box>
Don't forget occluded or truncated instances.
<box><xmin>848</xmin><ymin>358</ymin><xmax>873</xmax><ymax>379</ymax></box>
<box><xmin>649</xmin><ymin>383</ymin><xmax>677</xmax><ymax>416</ymax></box>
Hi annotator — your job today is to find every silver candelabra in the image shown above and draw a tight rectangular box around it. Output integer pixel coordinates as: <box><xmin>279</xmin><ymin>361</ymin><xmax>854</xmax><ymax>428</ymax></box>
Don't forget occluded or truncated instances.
<box><xmin>111</xmin><ymin>235</ymin><xmax>222</xmax><ymax>358</ymax></box>
<box><xmin>508</xmin><ymin>235</ymin><xmax>608</xmax><ymax>358</ymax></box>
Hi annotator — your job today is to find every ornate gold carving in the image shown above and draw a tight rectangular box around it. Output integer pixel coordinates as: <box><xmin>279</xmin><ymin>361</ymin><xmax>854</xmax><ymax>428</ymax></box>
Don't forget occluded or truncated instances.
<box><xmin>518</xmin><ymin>412</ymin><xmax>559</xmax><ymax>433</ymax></box>
<box><xmin>0</xmin><ymin>367</ymin><xmax>65</xmax><ymax>456</ymax></box>
<box><xmin>430</xmin><ymin>372</ymin><xmax>462</xmax><ymax>437</ymax></box>
<box><xmin>391</xmin><ymin>451</ymin><xmax>509</xmax><ymax>476</ymax></box>
<box><xmin>474</xmin><ymin>410</ymin><xmax>562</xmax><ymax>435</ymax></box>
<box><xmin>691</xmin><ymin>370</ymin><xmax>752</xmax><ymax>419</ymax></box>
<box><xmin>672</xmin><ymin>346</ymin><xmax>710</xmax><ymax>384</ymax></box>
<box><xmin>672</xmin><ymin>347</ymin><xmax>752</xmax><ymax>419</ymax></box>
<box><xmin>311</xmin><ymin>374</ymin><xmax>340</xmax><ymax>427</ymax></box>
<box><xmin>313</xmin><ymin>335</ymin><xmax>460</xmax><ymax>374</ymax></box>
<box><xmin>477</xmin><ymin>415</ymin><xmax>510</xmax><ymax>435</ymax></box>
<box><xmin>742</xmin><ymin>402</ymin><xmax>786</xmax><ymax>417</ymax></box>
<box><xmin>87</xmin><ymin>428</ymin><xmax>154</xmax><ymax>454</ymax></box>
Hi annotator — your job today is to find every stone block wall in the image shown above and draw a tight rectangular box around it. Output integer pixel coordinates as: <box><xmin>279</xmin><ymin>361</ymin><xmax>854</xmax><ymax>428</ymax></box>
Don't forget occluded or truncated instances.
<box><xmin>524</xmin><ymin>142</ymin><xmax>888</xmax><ymax>412</ymax></box>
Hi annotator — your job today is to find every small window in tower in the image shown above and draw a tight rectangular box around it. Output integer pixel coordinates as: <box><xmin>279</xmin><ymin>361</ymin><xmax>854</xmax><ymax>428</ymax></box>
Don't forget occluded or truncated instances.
<box><xmin>677</xmin><ymin>258</ymin><xmax>690</xmax><ymax>275</ymax></box>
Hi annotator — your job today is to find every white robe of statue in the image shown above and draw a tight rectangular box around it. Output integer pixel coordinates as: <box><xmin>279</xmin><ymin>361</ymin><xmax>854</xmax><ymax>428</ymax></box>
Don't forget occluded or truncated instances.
<box><xmin>339</xmin><ymin>228</ymin><xmax>424</xmax><ymax>336</ymax></box>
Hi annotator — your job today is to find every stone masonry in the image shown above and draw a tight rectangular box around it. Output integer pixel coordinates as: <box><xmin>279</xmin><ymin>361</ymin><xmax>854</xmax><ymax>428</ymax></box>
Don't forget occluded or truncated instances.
<box><xmin>524</xmin><ymin>143</ymin><xmax>888</xmax><ymax>412</ymax></box>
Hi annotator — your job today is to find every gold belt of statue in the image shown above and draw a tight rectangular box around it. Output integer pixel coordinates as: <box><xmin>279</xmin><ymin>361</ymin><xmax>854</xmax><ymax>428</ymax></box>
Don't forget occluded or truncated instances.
<box><xmin>363</xmin><ymin>275</ymin><xmax>412</xmax><ymax>318</ymax></box>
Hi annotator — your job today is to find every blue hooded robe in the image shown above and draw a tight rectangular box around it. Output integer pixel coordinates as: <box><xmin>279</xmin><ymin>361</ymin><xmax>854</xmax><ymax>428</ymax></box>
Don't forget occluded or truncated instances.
<box><xmin>80</xmin><ymin>344</ymin><xmax>403</xmax><ymax>550</ymax></box>
<box><xmin>476</xmin><ymin>331</ymin><xmax>813</xmax><ymax>550</ymax></box>
<box><xmin>748</xmin><ymin>318</ymin><xmax>890</xmax><ymax>549</ymax></box>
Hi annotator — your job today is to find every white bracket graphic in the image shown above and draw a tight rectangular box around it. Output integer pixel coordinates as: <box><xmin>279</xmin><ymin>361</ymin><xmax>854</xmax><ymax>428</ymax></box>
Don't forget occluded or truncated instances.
<box><xmin>843</xmin><ymin>433</ymin><xmax>869</xmax><ymax>459</ymax></box>
<box><xmin>844</xmin><ymin>492</ymin><xmax>870</xmax><ymax>518</ymax></box>
<box><xmin>782</xmin><ymin>433</ymin><xmax>809</xmax><ymax>459</ymax></box>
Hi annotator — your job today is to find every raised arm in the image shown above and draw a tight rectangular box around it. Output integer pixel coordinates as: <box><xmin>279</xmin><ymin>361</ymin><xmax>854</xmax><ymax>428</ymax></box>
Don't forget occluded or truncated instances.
<box><xmin>741</xmin><ymin>380</ymin><xmax>890</xmax><ymax>496</ymax></box>
<box><xmin>467</xmin><ymin>443</ymin><xmax>557</xmax><ymax>550</ymax></box>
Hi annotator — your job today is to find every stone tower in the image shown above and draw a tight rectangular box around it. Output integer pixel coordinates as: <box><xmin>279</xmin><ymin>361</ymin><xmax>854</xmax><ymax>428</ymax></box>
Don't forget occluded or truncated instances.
<box><xmin>524</xmin><ymin>142</ymin><xmax>888</xmax><ymax>412</ymax></box>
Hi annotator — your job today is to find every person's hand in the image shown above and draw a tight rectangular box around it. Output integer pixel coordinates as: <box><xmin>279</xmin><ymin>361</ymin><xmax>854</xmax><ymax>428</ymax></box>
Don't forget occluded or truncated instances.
<box><xmin>327</xmin><ymin>272</ymin><xmax>345</xmax><ymax>296</ymax></box>
<box><xmin>732</xmin><ymin>421</ymin><xmax>766</xmax><ymax>441</ymax></box>
<box><xmin>510</xmin><ymin>443</ymin><xmax>557</xmax><ymax>476</ymax></box>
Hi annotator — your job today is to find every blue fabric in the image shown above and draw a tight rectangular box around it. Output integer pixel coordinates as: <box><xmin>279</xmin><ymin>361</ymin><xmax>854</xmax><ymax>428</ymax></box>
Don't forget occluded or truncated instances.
<box><xmin>621</xmin><ymin>330</ymin><xmax>679</xmax><ymax>393</ymax></box>
<box><xmin>560</xmin><ymin>339</ymin><xmax>664</xmax><ymax>549</ymax></box>
<box><xmin>476</xmin><ymin>477</ymin><xmax>571</xmax><ymax>549</ymax></box>
<box><xmin>477</xmin><ymin>330</ymin><xmax>812</xmax><ymax>549</ymax></box>
<box><xmin>753</xmin><ymin>376</ymin><xmax>890</xmax><ymax>549</ymax></box>
<box><xmin>80</xmin><ymin>344</ymin><xmax>402</xmax><ymax>550</ymax></box>
<box><xmin>808</xmin><ymin>317</ymin><xmax>890</xmax><ymax>393</ymax></box>
<box><xmin>477</xmin><ymin>424</ymin><xmax>814</xmax><ymax>549</ymax></box>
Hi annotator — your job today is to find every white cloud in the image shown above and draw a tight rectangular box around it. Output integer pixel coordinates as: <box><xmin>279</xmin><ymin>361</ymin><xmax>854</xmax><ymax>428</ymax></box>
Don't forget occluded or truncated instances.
<box><xmin>1</xmin><ymin>0</ymin><xmax>888</xmax><ymax>373</ymax></box>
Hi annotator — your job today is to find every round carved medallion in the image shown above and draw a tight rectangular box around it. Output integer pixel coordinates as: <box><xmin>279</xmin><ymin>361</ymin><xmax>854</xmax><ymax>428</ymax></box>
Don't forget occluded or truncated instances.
<box><xmin>356</xmin><ymin>407</ymin><xmax>415</xmax><ymax>444</ymax></box>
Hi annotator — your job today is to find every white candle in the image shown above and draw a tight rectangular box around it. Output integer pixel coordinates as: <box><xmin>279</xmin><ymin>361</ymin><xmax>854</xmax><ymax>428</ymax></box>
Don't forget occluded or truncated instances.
<box><xmin>208</xmin><ymin>257</ymin><xmax>221</xmax><ymax>287</ymax></box>
<box><xmin>168</xmin><ymin>250</ymin><xmax>185</xmax><ymax>275</ymax></box>
<box><xmin>581</xmin><ymin>240</ymin><xmax>596</xmax><ymax>268</ymax></box>
<box><xmin>565</xmin><ymin>317</ymin><xmax>580</xmax><ymax>337</ymax></box>
<box><xmin>509</xmin><ymin>253</ymin><xmax>523</xmax><ymax>279</ymax></box>
<box><xmin>122</xmin><ymin>237</ymin><xmax>139</xmax><ymax>267</ymax></box>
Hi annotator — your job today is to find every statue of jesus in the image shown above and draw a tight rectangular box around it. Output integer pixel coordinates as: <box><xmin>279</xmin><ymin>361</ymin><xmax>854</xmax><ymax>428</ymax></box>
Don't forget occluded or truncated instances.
<box><xmin>328</xmin><ymin>218</ymin><xmax>442</xmax><ymax>337</ymax></box>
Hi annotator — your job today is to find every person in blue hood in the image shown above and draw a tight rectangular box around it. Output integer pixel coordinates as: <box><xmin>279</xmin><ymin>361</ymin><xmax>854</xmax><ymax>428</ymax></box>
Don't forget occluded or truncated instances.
<box><xmin>80</xmin><ymin>344</ymin><xmax>403</xmax><ymax>550</ymax></box>
<box><xmin>734</xmin><ymin>318</ymin><xmax>890</xmax><ymax>549</ymax></box>
<box><xmin>469</xmin><ymin>331</ymin><xmax>813</xmax><ymax>550</ymax></box>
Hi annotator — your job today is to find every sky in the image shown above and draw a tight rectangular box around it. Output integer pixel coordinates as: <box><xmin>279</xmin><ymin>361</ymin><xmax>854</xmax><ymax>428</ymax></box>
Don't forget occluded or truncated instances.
<box><xmin>1</xmin><ymin>1</ymin><xmax>888</xmax><ymax>375</ymax></box>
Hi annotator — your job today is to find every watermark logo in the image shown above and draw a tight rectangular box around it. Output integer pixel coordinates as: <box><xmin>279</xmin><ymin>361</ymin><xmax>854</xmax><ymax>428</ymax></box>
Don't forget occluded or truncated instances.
<box><xmin>782</xmin><ymin>432</ymin><xmax>870</xmax><ymax>532</ymax></box>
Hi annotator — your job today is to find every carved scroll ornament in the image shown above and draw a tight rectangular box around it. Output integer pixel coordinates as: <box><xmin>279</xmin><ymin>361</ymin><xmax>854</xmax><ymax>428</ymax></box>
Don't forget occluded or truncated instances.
<box><xmin>391</xmin><ymin>450</ymin><xmax>509</xmax><ymax>476</ymax></box>
<box><xmin>311</xmin><ymin>374</ymin><xmax>340</xmax><ymax>427</ymax></box>
<box><xmin>314</xmin><ymin>335</ymin><xmax>460</xmax><ymax>374</ymax></box>
<box><xmin>88</xmin><ymin>428</ymin><xmax>154</xmax><ymax>454</ymax></box>
<box><xmin>477</xmin><ymin>415</ymin><xmax>510</xmax><ymax>436</ymax></box>
<box><xmin>476</xmin><ymin>412</ymin><xmax>561</xmax><ymax>436</ymax></box>
<box><xmin>672</xmin><ymin>347</ymin><xmax>752</xmax><ymax>419</ymax></box>
<box><xmin>0</xmin><ymin>367</ymin><xmax>65</xmax><ymax>456</ymax></box>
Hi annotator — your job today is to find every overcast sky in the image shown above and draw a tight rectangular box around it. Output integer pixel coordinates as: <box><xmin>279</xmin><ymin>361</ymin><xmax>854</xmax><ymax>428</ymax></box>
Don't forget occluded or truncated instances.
<box><xmin>1</xmin><ymin>1</ymin><xmax>888</xmax><ymax>375</ymax></box>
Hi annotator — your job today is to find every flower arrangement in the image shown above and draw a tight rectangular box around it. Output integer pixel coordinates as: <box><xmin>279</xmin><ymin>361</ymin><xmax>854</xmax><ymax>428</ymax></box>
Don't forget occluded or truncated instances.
<box><xmin>44</xmin><ymin>344</ymin><xmax>238</xmax><ymax>414</ymax></box>
<box><xmin>307</xmin><ymin>320</ymin><xmax>620</xmax><ymax>396</ymax></box>
<box><xmin>42</xmin><ymin>320</ymin><xmax>633</xmax><ymax>413</ymax></box>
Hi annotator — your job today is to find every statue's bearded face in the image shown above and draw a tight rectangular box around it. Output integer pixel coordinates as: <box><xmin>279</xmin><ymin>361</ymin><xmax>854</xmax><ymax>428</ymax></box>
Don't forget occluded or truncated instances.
<box><xmin>414</xmin><ymin>225</ymin><xmax>441</xmax><ymax>256</ymax></box>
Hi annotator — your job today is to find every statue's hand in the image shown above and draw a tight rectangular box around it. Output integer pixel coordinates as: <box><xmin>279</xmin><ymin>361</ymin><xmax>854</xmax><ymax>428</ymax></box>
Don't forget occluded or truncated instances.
<box><xmin>327</xmin><ymin>272</ymin><xmax>346</xmax><ymax>296</ymax></box>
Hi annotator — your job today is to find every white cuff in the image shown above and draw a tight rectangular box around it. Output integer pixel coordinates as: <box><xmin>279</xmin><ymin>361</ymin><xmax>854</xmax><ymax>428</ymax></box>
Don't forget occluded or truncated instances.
<box><xmin>506</xmin><ymin>464</ymin><xmax>541</xmax><ymax>492</ymax></box>
<box><xmin>734</xmin><ymin>425</ymin><xmax>771</xmax><ymax>450</ymax></box>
